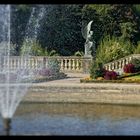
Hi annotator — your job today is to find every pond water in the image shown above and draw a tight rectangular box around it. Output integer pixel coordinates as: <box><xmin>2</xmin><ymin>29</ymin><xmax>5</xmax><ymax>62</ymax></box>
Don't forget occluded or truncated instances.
<box><xmin>0</xmin><ymin>103</ymin><xmax>140</xmax><ymax>135</ymax></box>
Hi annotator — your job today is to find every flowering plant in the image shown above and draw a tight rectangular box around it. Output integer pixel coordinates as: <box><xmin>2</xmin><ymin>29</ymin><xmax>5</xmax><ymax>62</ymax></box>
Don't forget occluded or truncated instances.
<box><xmin>104</xmin><ymin>70</ymin><xmax>118</xmax><ymax>80</ymax></box>
<box><xmin>123</xmin><ymin>63</ymin><xmax>135</xmax><ymax>73</ymax></box>
<box><xmin>38</xmin><ymin>68</ymin><xmax>52</xmax><ymax>76</ymax></box>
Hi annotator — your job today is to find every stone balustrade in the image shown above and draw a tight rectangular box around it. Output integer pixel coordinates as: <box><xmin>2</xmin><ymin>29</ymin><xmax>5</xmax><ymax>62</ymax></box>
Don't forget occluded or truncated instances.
<box><xmin>2</xmin><ymin>56</ymin><xmax>40</xmax><ymax>71</ymax></box>
<box><xmin>0</xmin><ymin>56</ymin><xmax>92</xmax><ymax>73</ymax></box>
<box><xmin>1</xmin><ymin>54</ymin><xmax>140</xmax><ymax>74</ymax></box>
<box><xmin>43</xmin><ymin>56</ymin><xmax>84</xmax><ymax>72</ymax></box>
<box><xmin>103</xmin><ymin>54</ymin><xmax>140</xmax><ymax>72</ymax></box>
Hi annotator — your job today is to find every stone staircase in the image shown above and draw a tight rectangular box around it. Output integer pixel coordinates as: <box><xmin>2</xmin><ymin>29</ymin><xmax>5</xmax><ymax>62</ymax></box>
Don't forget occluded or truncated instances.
<box><xmin>103</xmin><ymin>54</ymin><xmax>140</xmax><ymax>74</ymax></box>
<box><xmin>29</xmin><ymin>85</ymin><xmax>120</xmax><ymax>94</ymax></box>
<box><xmin>29</xmin><ymin>82</ymin><xmax>140</xmax><ymax>94</ymax></box>
<box><xmin>23</xmin><ymin>83</ymin><xmax>140</xmax><ymax>104</ymax></box>
<box><xmin>22</xmin><ymin>72</ymin><xmax>140</xmax><ymax>105</ymax></box>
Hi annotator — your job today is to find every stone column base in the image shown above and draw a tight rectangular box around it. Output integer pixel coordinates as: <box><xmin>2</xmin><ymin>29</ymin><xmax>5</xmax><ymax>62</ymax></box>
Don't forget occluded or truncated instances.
<box><xmin>82</xmin><ymin>57</ymin><xmax>92</xmax><ymax>74</ymax></box>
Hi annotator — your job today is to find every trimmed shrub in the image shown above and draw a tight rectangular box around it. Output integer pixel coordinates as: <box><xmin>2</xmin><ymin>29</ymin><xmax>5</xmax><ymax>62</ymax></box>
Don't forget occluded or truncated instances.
<box><xmin>47</xmin><ymin>59</ymin><xmax>60</xmax><ymax>74</ymax></box>
<box><xmin>90</xmin><ymin>62</ymin><xmax>106</xmax><ymax>79</ymax></box>
<box><xmin>123</xmin><ymin>63</ymin><xmax>135</xmax><ymax>73</ymax></box>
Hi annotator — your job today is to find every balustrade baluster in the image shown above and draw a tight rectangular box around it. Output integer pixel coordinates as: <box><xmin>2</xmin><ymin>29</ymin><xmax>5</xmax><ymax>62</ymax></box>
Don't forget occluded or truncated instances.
<box><xmin>28</xmin><ymin>58</ymin><xmax>30</xmax><ymax>69</ymax></box>
<box><xmin>35</xmin><ymin>58</ymin><xmax>38</xmax><ymax>69</ymax></box>
<box><xmin>105</xmin><ymin>65</ymin><xmax>108</xmax><ymax>71</ymax></box>
<box><xmin>17</xmin><ymin>58</ymin><xmax>19</xmax><ymax>69</ymax></box>
<box><xmin>76</xmin><ymin>59</ymin><xmax>80</xmax><ymax>71</ymax></box>
<box><xmin>68</xmin><ymin>59</ymin><xmax>72</xmax><ymax>71</ymax></box>
<box><xmin>116</xmin><ymin>62</ymin><xmax>119</xmax><ymax>69</ymax></box>
<box><xmin>12</xmin><ymin>58</ymin><xmax>14</xmax><ymax>70</ymax></box>
<box><xmin>129</xmin><ymin>57</ymin><xmax>132</xmax><ymax>63</ymax></box>
<box><xmin>29</xmin><ymin>58</ymin><xmax>32</xmax><ymax>69</ymax></box>
<box><xmin>8</xmin><ymin>58</ymin><xmax>11</xmax><ymax>70</ymax></box>
<box><xmin>12</xmin><ymin>57</ymin><xmax>14</xmax><ymax>70</ymax></box>
<box><xmin>21</xmin><ymin>57</ymin><xmax>23</xmax><ymax>69</ymax></box>
<box><xmin>119</xmin><ymin>61</ymin><xmax>122</xmax><ymax>69</ymax></box>
<box><xmin>72</xmin><ymin>59</ymin><xmax>75</xmax><ymax>70</ymax></box>
<box><xmin>108</xmin><ymin>64</ymin><xmax>110</xmax><ymax>71</ymax></box>
<box><xmin>60</xmin><ymin>59</ymin><xmax>63</xmax><ymax>71</ymax></box>
<box><xmin>126</xmin><ymin>58</ymin><xmax>129</xmax><ymax>65</ymax></box>
<box><xmin>110</xmin><ymin>63</ymin><xmax>113</xmax><ymax>70</ymax></box>
<box><xmin>64</xmin><ymin>59</ymin><xmax>68</xmax><ymax>71</ymax></box>
<box><xmin>33</xmin><ymin>58</ymin><xmax>35</xmax><ymax>69</ymax></box>
<box><xmin>3</xmin><ymin>57</ymin><xmax>6</xmax><ymax>69</ymax></box>
<box><xmin>79</xmin><ymin>59</ymin><xmax>82</xmax><ymax>71</ymax></box>
<box><xmin>24</xmin><ymin>57</ymin><xmax>26</xmax><ymax>69</ymax></box>
<box><xmin>27</xmin><ymin>58</ymin><xmax>29</xmax><ymax>69</ymax></box>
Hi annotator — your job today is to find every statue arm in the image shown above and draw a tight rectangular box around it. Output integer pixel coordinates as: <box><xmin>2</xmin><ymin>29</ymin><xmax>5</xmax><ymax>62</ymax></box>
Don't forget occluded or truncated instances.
<box><xmin>81</xmin><ymin>25</ymin><xmax>87</xmax><ymax>39</ymax></box>
<box><xmin>82</xmin><ymin>20</ymin><xmax>93</xmax><ymax>40</ymax></box>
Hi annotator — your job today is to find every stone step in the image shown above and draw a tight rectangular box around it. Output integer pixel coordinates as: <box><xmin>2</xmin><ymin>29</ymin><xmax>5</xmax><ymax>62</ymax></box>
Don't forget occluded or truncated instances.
<box><xmin>29</xmin><ymin>85</ymin><xmax>140</xmax><ymax>94</ymax></box>
<box><xmin>24</xmin><ymin>88</ymin><xmax>140</xmax><ymax>105</ymax></box>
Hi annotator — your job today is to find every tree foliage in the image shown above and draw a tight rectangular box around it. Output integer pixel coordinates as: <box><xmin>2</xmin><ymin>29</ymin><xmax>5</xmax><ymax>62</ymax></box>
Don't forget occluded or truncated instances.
<box><xmin>38</xmin><ymin>5</ymin><xmax>84</xmax><ymax>56</ymax></box>
<box><xmin>11</xmin><ymin>5</ymin><xmax>32</xmax><ymax>54</ymax></box>
<box><xmin>96</xmin><ymin>35</ymin><xmax>134</xmax><ymax>64</ymax></box>
<box><xmin>10</xmin><ymin>4</ymin><xmax>140</xmax><ymax>57</ymax></box>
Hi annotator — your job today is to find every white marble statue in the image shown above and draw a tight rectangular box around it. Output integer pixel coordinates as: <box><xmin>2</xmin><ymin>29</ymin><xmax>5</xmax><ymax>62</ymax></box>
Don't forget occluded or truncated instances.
<box><xmin>82</xmin><ymin>20</ymin><xmax>95</xmax><ymax>57</ymax></box>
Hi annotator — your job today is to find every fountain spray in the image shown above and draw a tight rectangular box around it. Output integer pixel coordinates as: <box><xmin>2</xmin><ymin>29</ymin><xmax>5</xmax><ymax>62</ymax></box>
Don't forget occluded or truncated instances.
<box><xmin>0</xmin><ymin>5</ymin><xmax>46</xmax><ymax>135</ymax></box>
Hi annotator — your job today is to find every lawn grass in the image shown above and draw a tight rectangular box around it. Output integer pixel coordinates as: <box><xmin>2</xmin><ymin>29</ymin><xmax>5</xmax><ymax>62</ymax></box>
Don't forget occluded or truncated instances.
<box><xmin>123</xmin><ymin>74</ymin><xmax>140</xmax><ymax>80</ymax></box>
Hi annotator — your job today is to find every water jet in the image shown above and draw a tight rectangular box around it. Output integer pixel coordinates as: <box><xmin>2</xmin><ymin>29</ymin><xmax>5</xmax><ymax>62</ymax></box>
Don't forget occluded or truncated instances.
<box><xmin>0</xmin><ymin>5</ymin><xmax>46</xmax><ymax>134</ymax></box>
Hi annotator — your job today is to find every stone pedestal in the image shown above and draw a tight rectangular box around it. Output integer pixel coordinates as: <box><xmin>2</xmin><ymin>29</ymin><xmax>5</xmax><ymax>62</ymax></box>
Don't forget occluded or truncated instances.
<box><xmin>82</xmin><ymin>56</ymin><xmax>92</xmax><ymax>74</ymax></box>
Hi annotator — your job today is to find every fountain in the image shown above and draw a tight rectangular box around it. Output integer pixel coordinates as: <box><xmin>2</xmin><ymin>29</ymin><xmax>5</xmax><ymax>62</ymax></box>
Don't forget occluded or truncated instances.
<box><xmin>0</xmin><ymin>5</ymin><xmax>46</xmax><ymax>135</ymax></box>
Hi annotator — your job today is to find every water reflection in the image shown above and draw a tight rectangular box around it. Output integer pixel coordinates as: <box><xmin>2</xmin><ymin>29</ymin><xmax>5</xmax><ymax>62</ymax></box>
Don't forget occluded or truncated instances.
<box><xmin>1</xmin><ymin>103</ymin><xmax>140</xmax><ymax>135</ymax></box>
<box><xmin>16</xmin><ymin>103</ymin><xmax>140</xmax><ymax>120</ymax></box>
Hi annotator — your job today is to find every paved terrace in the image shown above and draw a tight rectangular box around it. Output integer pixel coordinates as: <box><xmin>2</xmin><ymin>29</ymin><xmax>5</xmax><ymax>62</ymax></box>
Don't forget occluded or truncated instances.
<box><xmin>23</xmin><ymin>73</ymin><xmax>140</xmax><ymax>105</ymax></box>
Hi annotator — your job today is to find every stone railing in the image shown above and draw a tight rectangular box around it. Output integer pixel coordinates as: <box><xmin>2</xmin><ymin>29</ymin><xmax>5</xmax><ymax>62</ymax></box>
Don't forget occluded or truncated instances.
<box><xmin>1</xmin><ymin>56</ymin><xmax>41</xmax><ymax>70</ymax></box>
<box><xmin>2</xmin><ymin>54</ymin><xmax>140</xmax><ymax>74</ymax></box>
<box><xmin>45</xmin><ymin>56</ymin><xmax>84</xmax><ymax>73</ymax></box>
<box><xmin>0</xmin><ymin>56</ymin><xmax>92</xmax><ymax>73</ymax></box>
<box><xmin>103</xmin><ymin>54</ymin><xmax>140</xmax><ymax>72</ymax></box>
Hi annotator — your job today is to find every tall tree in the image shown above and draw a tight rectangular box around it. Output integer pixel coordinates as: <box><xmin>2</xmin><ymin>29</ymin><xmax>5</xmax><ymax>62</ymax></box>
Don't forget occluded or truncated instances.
<box><xmin>11</xmin><ymin>5</ymin><xmax>32</xmax><ymax>54</ymax></box>
<box><xmin>38</xmin><ymin>4</ymin><xmax>84</xmax><ymax>56</ymax></box>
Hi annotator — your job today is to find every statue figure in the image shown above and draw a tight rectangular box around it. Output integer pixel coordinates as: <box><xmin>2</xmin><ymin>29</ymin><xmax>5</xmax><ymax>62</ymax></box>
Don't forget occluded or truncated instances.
<box><xmin>82</xmin><ymin>20</ymin><xmax>95</xmax><ymax>58</ymax></box>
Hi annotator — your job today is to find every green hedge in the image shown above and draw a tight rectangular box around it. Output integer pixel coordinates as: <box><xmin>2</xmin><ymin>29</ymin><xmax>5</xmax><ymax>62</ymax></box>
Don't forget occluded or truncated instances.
<box><xmin>80</xmin><ymin>79</ymin><xmax>140</xmax><ymax>83</ymax></box>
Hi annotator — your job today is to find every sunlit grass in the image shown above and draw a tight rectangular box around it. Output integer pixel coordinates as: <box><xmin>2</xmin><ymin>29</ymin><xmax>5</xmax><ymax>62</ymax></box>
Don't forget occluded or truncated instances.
<box><xmin>123</xmin><ymin>74</ymin><xmax>140</xmax><ymax>80</ymax></box>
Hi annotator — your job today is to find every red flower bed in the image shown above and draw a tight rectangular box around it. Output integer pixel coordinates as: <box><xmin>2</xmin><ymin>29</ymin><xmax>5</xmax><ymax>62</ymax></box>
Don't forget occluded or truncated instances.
<box><xmin>123</xmin><ymin>63</ymin><xmax>135</xmax><ymax>73</ymax></box>
<box><xmin>104</xmin><ymin>70</ymin><xmax>117</xmax><ymax>80</ymax></box>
